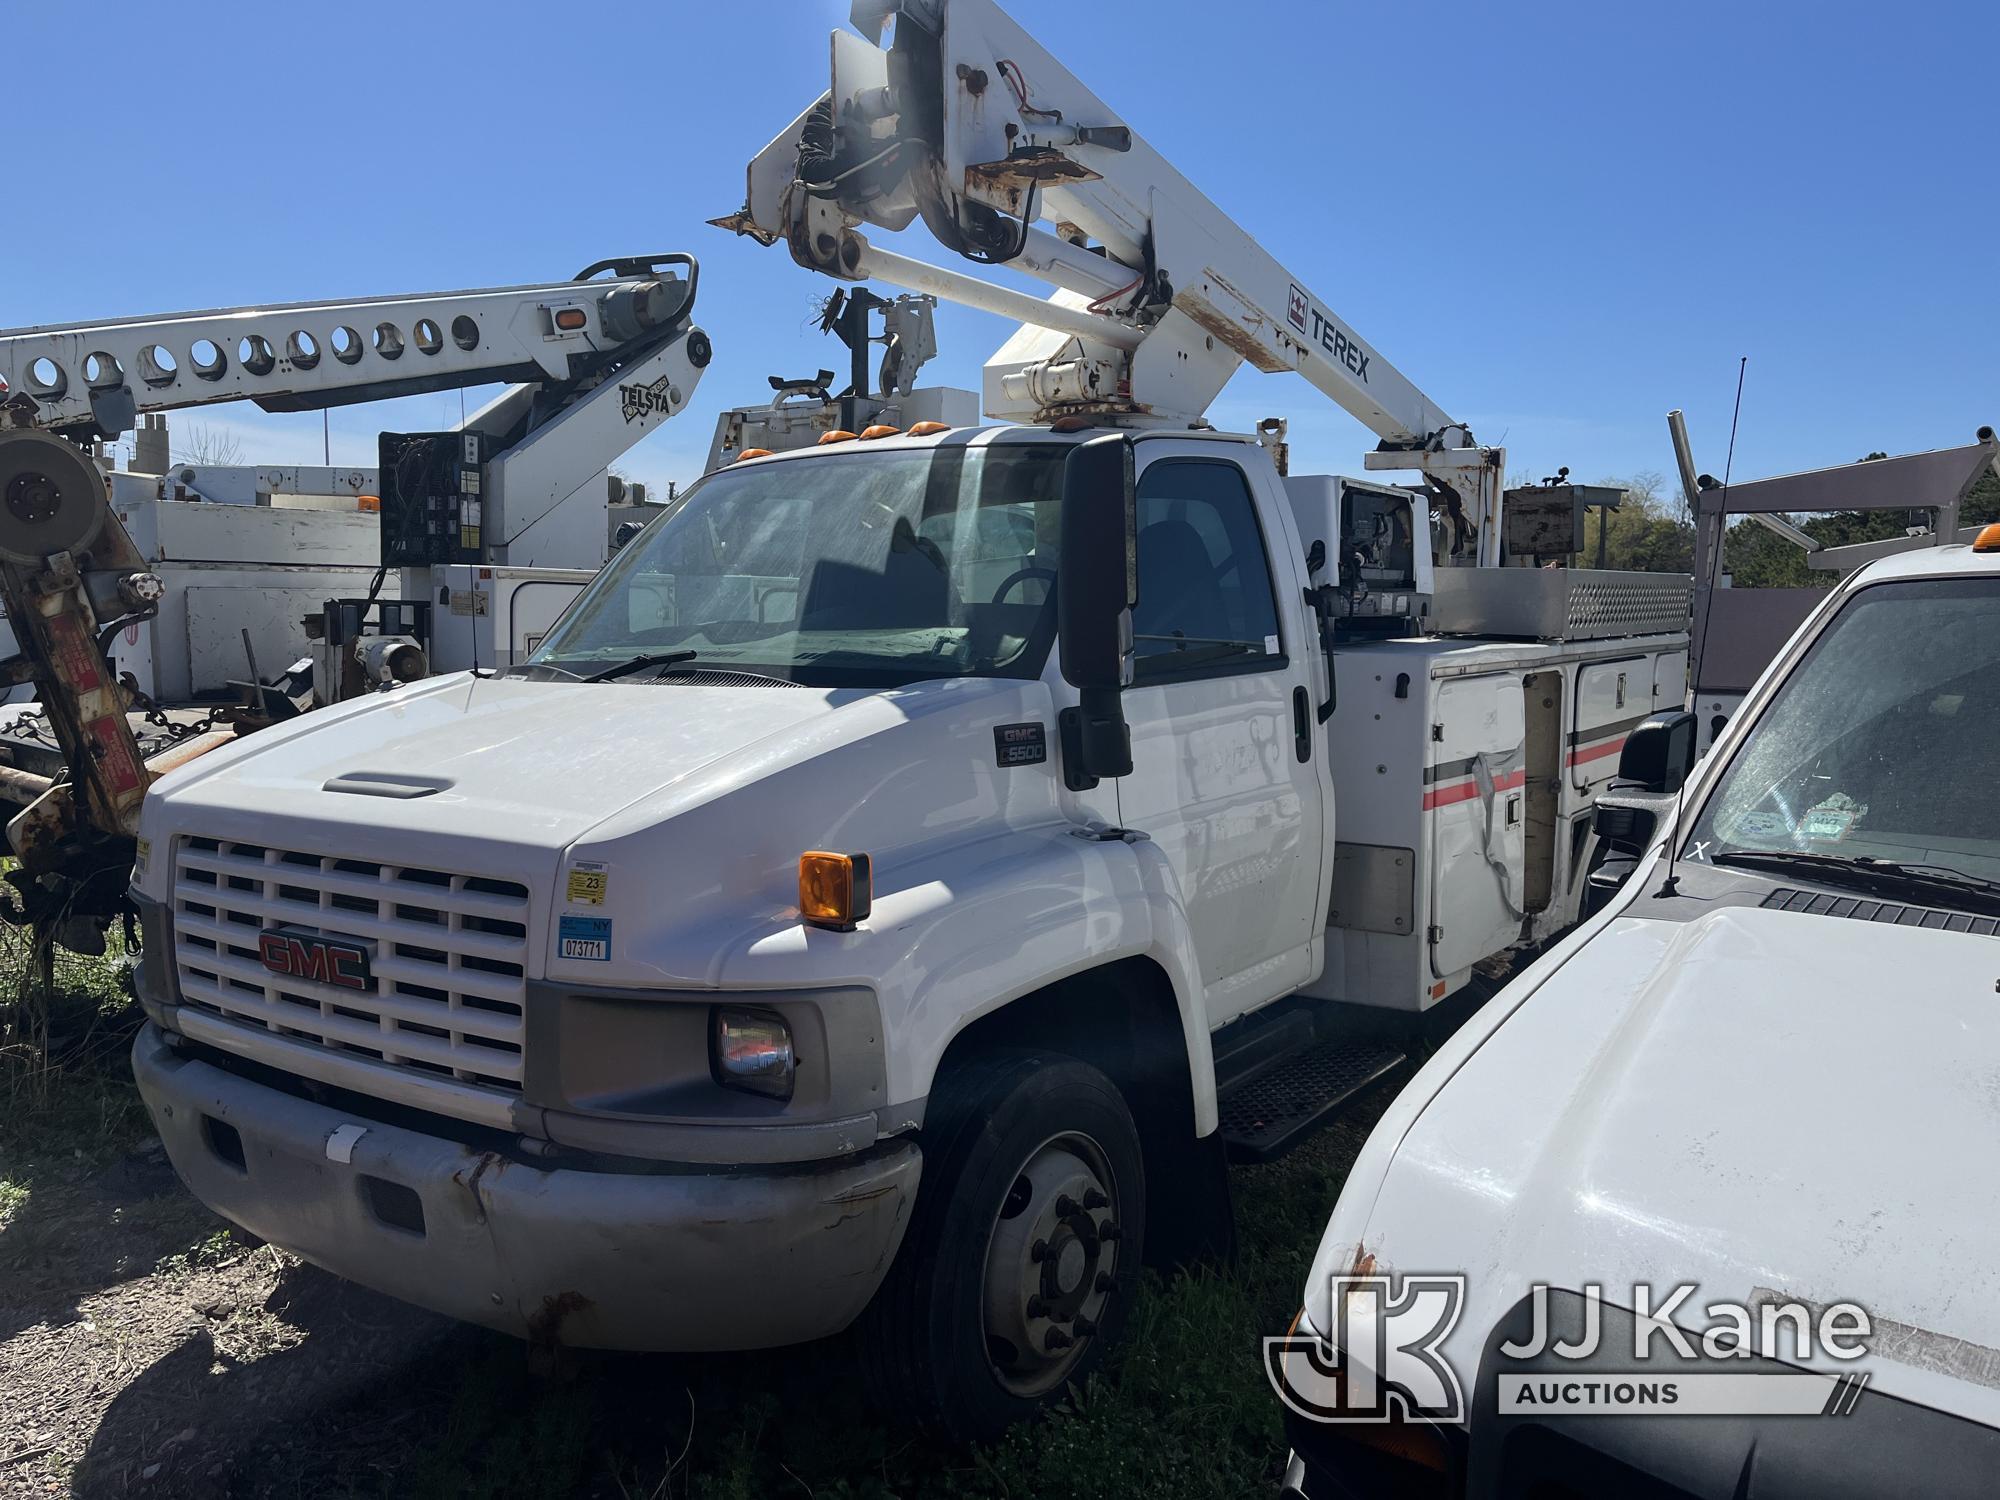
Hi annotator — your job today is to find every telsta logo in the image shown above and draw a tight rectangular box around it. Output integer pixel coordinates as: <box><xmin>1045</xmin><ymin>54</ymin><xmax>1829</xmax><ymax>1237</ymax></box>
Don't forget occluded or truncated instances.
<box><xmin>258</xmin><ymin>930</ymin><xmax>372</xmax><ymax>991</ymax></box>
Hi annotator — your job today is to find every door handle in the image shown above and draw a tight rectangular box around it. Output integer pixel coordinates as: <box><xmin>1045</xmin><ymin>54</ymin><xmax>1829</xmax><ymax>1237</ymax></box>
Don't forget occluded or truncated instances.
<box><xmin>1293</xmin><ymin>686</ymin><xmax>1312</xmax><ymax>763</ymax></box>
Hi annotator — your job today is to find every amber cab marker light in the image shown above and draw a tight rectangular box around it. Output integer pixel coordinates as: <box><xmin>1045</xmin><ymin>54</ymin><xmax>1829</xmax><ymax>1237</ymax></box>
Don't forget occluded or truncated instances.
<box><xmin>356</xmin><ymin>494</ymin><xmax>380</xmax><ymax>513</ymax></box>
<box><xmin>553</xmin><ymin>307</ymin><xmax>588</xmax><ymax>331</ymax></box>
<box><xmin>858</xmin><ymin>424</ymin><xmax>901</xmax><ymax>440</ymax></box>
<box><xmin>817</xmin><ymin>429</ymin><xmax>859</xmax><ymax>445</ymax></box>
<box><xmin>799</xmin><ymin>851</ymin><xmax>872</xmax><ymax>931</ymax></box>
<box><xmin>735</xmin><ymin>447</ymin><xmax>775</xmax><ymax>461</ymax></box>
<box><xmin>1974</xmin><ymin>522</ymin><xmax>2000</xmax><ymax>553</ymax></box>
<box><xmin>907</xmin><ymin>420</ymin><xmax>951</xmax><ymax>436</ymax></box>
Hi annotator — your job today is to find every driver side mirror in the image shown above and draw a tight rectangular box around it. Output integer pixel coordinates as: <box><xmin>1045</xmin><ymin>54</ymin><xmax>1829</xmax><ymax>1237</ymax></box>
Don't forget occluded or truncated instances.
<box><xmin>1058</xmin><ymin>434</ymin><xmax>1137</xmax><ymax>783</ymax></box>
<box><xmin>1613</xmin><ymin>709</ymin><xmax>1697</xmax><ymax>795</ymax></box>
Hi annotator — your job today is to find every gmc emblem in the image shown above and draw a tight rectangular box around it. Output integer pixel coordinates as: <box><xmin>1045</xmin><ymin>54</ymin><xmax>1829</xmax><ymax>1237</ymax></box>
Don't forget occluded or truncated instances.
<box><xmin>258</xmin><ymin>930</ymin><xmax>372</xmax><ymax>991</ymax></box>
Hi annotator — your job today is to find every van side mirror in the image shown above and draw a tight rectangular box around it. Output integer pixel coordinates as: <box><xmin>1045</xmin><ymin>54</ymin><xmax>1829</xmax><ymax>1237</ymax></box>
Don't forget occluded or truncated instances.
<box><xmin>1614</xmin><ymin>709</ymin><xmax>1696</xmax><ymax>795</ymax></box>
<box><xmin>1058</xmin><ymin>434</ymin><xmax>1137</xmax><ymax>782</ymax></box>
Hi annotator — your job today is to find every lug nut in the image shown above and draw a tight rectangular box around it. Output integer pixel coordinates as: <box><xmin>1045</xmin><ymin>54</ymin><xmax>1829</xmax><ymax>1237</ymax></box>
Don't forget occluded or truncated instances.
<box><xmin>1083</xmin><ymin>1188</ymin><xmax>1109</xmax><ymax>1210</ymax></box>
<box><xmin>1044</xmin><ymin>1328</ymin><xmax>1074</xmax><ymax>1351</ymax></box>
<box><xmin>1030</xmin><ymin>1238</ymin><xmax>1049</xmax><ymax>1263</ymax></box>
<box><xmin>1073</xmin><ymin>1315</ymin><xmax>1098</xmax><ymax>1336</ymax></box>
<box><xmin>1027</xmin><ymin>1295</ymin><xmax>1048</xmax><ymax>1319</ymax></box>
<box><xmin>1056</xmin><ymin>1194</ymin><xmax>1078</xmax><ymax>1216</ymax></box>
<box><xmin>1095</xmin><ymin>1271</ymin><xmax>1115</xmax><ymax>1293</ymax></box>
<box><xmin>1099</xmin><ymin>1223</ymin><xmax>1121</xmax><ymax>1242</ymax></box>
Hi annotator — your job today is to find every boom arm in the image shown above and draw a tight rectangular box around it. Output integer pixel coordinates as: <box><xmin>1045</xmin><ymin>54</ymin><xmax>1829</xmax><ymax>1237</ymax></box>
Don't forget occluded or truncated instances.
<box><xmin>0</xmin><ymin>257</ymin><xmax>710</xmax><ymax>947</ymax></box>
<box><xmin>716</xmin><ymin>0</ymin><xmax>1505</xmax><ymax>562</ymax></box>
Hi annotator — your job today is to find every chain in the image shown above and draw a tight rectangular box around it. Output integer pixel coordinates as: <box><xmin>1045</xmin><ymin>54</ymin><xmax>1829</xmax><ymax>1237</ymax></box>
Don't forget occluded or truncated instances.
<box><xmin>4</xmin><ymin>699</ymin><xmax>229</xmax><ymax>761</ymax></box>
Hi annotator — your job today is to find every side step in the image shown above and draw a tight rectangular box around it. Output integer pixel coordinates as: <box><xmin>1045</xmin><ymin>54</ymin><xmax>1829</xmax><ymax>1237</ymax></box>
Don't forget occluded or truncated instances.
<box><xmin>1214</xmin><ymin>1000</ymin><xmax>1407</xmax><ymax>1163</ymax></box>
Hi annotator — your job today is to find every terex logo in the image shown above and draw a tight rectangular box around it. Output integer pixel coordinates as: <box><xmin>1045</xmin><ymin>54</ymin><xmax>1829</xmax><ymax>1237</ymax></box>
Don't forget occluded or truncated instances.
<box><xmin>1286</xmin><ymin>285</ymin><xmax>1373</xmax><ymax>384</ymax></box>
<box><xmin>258</xmin><ymin>930</ymin><xmax>372</xmax><ymax>991</ymax></box>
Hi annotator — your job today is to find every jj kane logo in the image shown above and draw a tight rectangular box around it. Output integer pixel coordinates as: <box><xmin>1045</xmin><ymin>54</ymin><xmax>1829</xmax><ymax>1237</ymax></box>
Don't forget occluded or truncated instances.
<box><xmin>1267</xmin><ymin>1274</ymin><xmax>1878</xmax><ymax>1424</ymax></box>
<box><xmin>620</xmin><ymin>375</ymin><xmax>680</xmax><ymax>424</ymax></box>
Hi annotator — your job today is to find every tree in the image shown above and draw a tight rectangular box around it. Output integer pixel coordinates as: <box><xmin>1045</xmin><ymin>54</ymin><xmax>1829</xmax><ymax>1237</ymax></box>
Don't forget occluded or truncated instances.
<box><xmin>172</xmin><ymin>424</ymin><xmax>243</xmax><ymax>468</ymax></box>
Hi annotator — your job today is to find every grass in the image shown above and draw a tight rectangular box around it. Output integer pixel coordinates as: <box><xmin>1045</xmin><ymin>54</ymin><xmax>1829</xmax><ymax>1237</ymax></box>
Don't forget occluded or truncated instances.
<box><xmin>0</xmin><ymin>931</ymin><xmax>1391</xmax><ymax>1499</ymax></box>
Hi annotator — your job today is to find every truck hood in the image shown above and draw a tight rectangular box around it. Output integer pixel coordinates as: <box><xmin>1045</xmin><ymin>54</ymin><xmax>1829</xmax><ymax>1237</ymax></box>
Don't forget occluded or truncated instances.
<box><xmin>1307</xmin><ymin>901</ymin><xmax>2000</xmax><ymax>1425</ymax></box>
<box><xmin>143</xmin><ymin>673</ymin><xmax>851</xmax><ymax>853</ymax></box>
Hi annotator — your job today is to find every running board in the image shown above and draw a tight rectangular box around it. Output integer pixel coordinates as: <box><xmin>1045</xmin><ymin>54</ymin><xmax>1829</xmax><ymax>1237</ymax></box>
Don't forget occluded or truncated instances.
<box><xmin>1214</xmin><ymin>1000</ymin><xmax>1407</xmax><ymax>1162</ymax></box>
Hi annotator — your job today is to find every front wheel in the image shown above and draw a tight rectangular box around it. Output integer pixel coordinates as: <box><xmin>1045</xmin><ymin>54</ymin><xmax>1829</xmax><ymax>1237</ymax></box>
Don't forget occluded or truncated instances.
<box><xmin>858</xmin><ymin>1049</ymin><xmax>1146</xmax><ymax>1441</ymax></box>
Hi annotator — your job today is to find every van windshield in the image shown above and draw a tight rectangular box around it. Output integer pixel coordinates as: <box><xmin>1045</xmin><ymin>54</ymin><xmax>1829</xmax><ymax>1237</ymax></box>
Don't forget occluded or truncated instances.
<box><xmin>1686</xmin><ymin>576</ymin><xmax>2000</xmax><ymax>884</ymax></box>
<box><xmin>526</xmin><ymin>443</ymin><xmax>1064</xmax><ymax>688</ymax></box>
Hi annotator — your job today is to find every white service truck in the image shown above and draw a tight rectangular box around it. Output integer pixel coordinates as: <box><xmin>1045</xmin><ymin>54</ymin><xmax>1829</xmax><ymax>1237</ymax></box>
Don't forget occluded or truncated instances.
<box><xmin>1278</xmin><ymin>529</ymin><xmax>2000</xmax><ymax>1498</ymax></box>
<box><xmin>125</xmin><ymin>0</ymin><xmax>1685</xmax><ymax>1439</ymax></box>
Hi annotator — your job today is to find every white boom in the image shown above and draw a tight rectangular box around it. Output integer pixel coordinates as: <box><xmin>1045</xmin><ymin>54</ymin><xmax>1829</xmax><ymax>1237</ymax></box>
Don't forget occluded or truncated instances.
<box><xmin>715</xmin><ymin>0</ymin><xmax>1506</xmax><ymax>563</ymax></box>
<box><xmin>0</xmin><ymin>258</ymin><xmax>711</xmax><ymax>562</ymax></box>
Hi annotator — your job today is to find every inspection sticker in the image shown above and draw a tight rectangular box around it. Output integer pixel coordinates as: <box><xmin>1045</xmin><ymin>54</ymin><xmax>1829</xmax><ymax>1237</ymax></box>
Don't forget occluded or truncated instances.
<box><xmin>132</xmin><ymin>838</ymin><xmax>151</xmax><ymax>881</ymax></box>
<box><xmin>565</xmin><ymin>860</ymin><xmax>609</xmax><ymax>906</ymax></box>
<box><xmin>558</xmin><ymin>915</ymin><xmax>612</xmax><ymax>962</ymax></box>
<box><xmin>1802</xmin><ymin>808</ymin><xmax>1857</xmax><ymax>842</ymax></box>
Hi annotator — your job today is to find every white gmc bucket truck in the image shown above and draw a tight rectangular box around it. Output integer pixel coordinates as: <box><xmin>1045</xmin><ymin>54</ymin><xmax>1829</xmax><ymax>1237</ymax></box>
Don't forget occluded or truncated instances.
<box><xmin>128</xmin><ymin>0</ymin><xmax>1685</xmax><ymax>1438</ymax></box>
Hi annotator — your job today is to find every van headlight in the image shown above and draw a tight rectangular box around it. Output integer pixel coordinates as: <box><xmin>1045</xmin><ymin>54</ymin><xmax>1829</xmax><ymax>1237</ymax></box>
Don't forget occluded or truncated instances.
<box><xmin>710</xmin><ymin>1008</ymin><xmax>795</xmax><ymax>1100</ymax></box>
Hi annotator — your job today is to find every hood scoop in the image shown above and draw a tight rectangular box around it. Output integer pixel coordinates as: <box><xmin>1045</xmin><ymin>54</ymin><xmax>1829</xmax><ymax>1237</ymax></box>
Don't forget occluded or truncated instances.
<box><xmin>1761</xmin><ymin>886</ymin><xmax>2000</xmax><ymax>937</ymax></box>
<box><xmin>322</xmin><ymin>772</ymin><xmax>453</xmax><ymax>800</ymax></box>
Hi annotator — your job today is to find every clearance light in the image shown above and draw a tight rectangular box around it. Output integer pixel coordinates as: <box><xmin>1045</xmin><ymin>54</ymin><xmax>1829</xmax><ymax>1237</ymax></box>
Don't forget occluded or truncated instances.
<box><xmin>1974</xmin><ymin>523</ymin><xmax>2000</xmax><ymax>553</ymax></box>
<box><xmin>818</xmin><ymin>429</ymin><xmax>858</xmax><ymax>445</ymax></box>
<box><xmin>553</xmin><ymin>307</ymin><xmax>588</xmax><ymax>331</ymax></box>
<box><xmin>736</xmin><ymin>448</ymin><xmax>775</xmax><ymax>461</ymax></box>
<box><xmin>859</xmin><ymin>424</ymin><xmax>901</xmax><ymax>440</ymax></box>
<box><xmin>356</xmin><ymin>494</ymin><xmax>380</xmax><ymax>513</ymax></box>
<box><xmin>907</xmin><ymin>421</ymin><xmax>951</xmax><ymax>436</ymax></box>
<box><xmin>799</xmin><ymin>850</ymin><xmax>872</xmax><ymax>931</ymax></box>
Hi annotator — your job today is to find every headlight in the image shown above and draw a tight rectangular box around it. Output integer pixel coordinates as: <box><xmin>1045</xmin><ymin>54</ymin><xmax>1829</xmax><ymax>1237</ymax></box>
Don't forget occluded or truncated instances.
<box><xmin>711</xmin><ymin>1008</ymin><xmax>795</xmax><ymax>1099</ymax></box>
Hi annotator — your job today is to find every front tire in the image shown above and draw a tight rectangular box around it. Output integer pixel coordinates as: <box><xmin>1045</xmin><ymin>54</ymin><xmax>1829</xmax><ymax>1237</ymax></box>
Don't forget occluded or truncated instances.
<box><xmin>858</xmin><ymin>1048</ymin><xmax>1146</xmax><ymax>1441</ymax></box>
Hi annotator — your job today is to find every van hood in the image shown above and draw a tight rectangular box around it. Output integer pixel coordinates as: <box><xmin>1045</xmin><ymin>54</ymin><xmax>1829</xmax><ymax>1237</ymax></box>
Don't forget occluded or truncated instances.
<box><xmin>1306</xmin><ymin>900</ymin><xmax>2000</xmax><ymax>1425</ymax></box>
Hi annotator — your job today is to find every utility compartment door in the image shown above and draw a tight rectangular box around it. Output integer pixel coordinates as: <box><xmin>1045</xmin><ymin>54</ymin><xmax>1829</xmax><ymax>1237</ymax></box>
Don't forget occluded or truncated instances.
<box><xmin>1430</xmin><ymin>674</ymin><xmax>1526</xmax><ymax>978</ymax></box>
<box><xmin>1571</xmin><ymin>656</ymin><xmax>1646</xmax><ymax>791</ymax></box>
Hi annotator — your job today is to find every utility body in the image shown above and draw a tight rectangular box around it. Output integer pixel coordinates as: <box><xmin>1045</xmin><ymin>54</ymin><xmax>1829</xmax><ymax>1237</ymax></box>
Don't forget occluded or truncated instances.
<box><xmin>126</xmin><ymin>0</ymin><xmax>1685</xmax><ymax>1437</ymax></box>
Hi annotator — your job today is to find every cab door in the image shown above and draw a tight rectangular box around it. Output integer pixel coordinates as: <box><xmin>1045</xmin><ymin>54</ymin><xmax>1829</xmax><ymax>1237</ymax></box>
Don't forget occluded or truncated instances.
<box><xmin>1111</xmin><ymin>445</ymin><xmax>1328</xmax><ymax>1024</ymax></box>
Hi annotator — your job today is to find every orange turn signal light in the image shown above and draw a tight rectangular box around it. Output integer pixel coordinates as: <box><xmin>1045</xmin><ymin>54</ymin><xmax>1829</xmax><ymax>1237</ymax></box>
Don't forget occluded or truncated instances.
<box><xmin>907</xmin><ymin>420</ymin><xmax>951</xmax><ymax>436</ymax></box>
<box><xmin>799</xmin><ymin>851</ymin><xmax>872</xmax><ymax>931</ymax></box>
<box><xmin>356</xmin><ymin>494</ymin><xmax>380</xmax><ymax>513</ymax></box>
<box><xmin>1974</xmin><ymin>523</ymin><xmax>2000</xmax><ymax>553</ymax></box>
<box><xmin>553</xmin><ymin>307</ymin><xmax>588</xmax><ymax>331</ymax></box>
<box><xmin>858</xmin><ymin>424</ymin><xmax>901</xmax><ymax>440</ymax></box>
<box><xmin>736</xmin><ymin>448</ymin><xmax>775</xmax><ymax>461</ymax></box>
<box><xmin>818</xmin><ymin>429</ymin><xmax>858</xmax><ymax>445</ymax></box>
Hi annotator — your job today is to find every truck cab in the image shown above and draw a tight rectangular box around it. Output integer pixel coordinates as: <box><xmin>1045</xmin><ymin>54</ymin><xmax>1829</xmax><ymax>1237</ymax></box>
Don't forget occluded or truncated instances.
<box><xmin>128</xmin><ymin>419</ymin><xmax>1681</xmax><ymax>1438</ymax></box>
<box><xmin>1280</xmin><ymin>533</ymin><xmax>2000</xmax><ymax>1497</ymax></box>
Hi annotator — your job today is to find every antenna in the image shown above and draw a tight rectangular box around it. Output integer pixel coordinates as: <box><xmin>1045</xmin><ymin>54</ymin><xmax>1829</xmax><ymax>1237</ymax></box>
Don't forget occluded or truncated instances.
<box><xmin>1658</xmin><ymin>355</ymin><xmax>1747</xmax><ymax>899</ymax></box>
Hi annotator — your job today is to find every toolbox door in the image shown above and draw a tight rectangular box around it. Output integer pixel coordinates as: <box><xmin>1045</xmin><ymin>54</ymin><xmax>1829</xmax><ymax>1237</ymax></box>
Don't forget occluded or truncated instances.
<box><xmin>1429</xmin><ymin>673</ymin><xmax>1526</xmax><ymax>978</ymax></box>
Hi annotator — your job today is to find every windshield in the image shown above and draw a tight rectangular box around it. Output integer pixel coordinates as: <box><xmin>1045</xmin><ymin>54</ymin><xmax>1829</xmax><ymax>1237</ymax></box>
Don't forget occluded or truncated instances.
<box><xmin>528</xmin><ymin>442</ymin><xmax>1064</xmax><ymax>688</ymax></box>
<box><xmin>1686</xmin><ymin>576</ymin><xmax>2000</xmax><ymax>883</ymax></box>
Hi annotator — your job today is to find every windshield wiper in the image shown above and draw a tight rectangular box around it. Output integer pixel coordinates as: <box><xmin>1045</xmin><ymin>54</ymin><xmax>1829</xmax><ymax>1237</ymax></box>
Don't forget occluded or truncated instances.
<box><xmin>581</xmin><ymin>650</ymin><xmax>699</xmax><ymax>683</ymax></box>
<box><xmin>1710</xmin><ymin>849</ymin><xmax>2000</xmax><ymax>915</ymax></box>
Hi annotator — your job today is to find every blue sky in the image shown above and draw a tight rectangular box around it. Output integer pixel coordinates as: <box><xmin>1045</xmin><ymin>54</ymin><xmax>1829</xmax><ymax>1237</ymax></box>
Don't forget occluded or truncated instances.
<box><xmin>5</xmin><ymin>0</ymin><xmax>1992</xmax><ymax>502</ymax></box>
